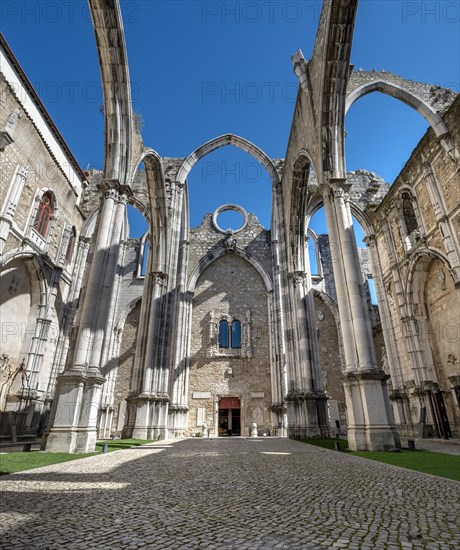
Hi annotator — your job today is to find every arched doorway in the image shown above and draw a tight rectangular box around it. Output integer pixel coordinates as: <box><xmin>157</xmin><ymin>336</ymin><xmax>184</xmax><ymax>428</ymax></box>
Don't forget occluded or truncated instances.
<box><xmin>408</xmin><ymin>253</ymin><xmax>460</xmax><ymax>437</ymax></box>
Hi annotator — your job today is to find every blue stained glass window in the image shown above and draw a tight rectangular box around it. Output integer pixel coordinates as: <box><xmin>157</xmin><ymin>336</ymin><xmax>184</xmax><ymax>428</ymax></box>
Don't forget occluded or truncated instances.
<box><xmin>219</xmin><ymin>320</ymin><xmax>229</xmax><ymax>348</ymax></box>
<box><xmin>231</xmin><ymin>320</ymin><xmax>241</xmax><ymax>349</ymax></box>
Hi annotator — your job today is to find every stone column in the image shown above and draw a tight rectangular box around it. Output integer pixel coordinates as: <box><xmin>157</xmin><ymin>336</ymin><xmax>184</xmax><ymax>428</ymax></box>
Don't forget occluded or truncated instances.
<box><xmin>169</xmin><ymin>238</ymin><xmax>190</xmax><ymax>437</ymax></box>
<box><xmin>0</xmin><ymin>165</ymin><xmax>28</xmax><ymax>255</ymax></box>
<box><xmin>290</xmin><ymin>272</ymin><xmax>313</xmax><ymax>392</ymax></box>
<box><xmin>284</xmin><ymin>269</ymin><xmax>328</xmax><ymax>438</ymax></box>
<box><xmin>364</xmin><ymin>234</ymin><xmax>404</xmax><ymax>388</ymax></box>
<box><xmin>320</xmin><ymin>185</ymin><xmax>357</xmax><ymax>373</ymax></box>
<box><xmin>45</xmin><ymin>237</ymin><xmax>92</xmax><ymax>401</ymax></box>
<box><xmin>364</xmin><ymin>233</ymin><xmax>410</xmax><ymax>429</ymax></box>
<box><xmin>321</xmin><ymin>180</ymin><xmax>398</xmax><ymax>451</ymax></box>
<box><xmin>170</xmin><ymin>285</ymin><xmax>193</xmax><ymax>437</ymax></box>
<box><xmin>303</xmin><ymin>240</ymin><xmax>330</xmax><ymax>437</ymax></box>
<box><xmin>45</xmin><ymin>181</ymin><xmax>127</xmax><ymax>453</ymax></box>
<box><xmin>270</xmin><ymin>236</ymin><xmax>288</xmax><ymax>436</ymax></box>
<box><xmin>131</xmin><ymin>271</ymin><xmax>168</xmax><ymax>440</ymax></box>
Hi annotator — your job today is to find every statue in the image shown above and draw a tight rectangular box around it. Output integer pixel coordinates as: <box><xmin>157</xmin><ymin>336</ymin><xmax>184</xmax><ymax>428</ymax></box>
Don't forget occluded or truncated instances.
<box><xmin>223</xmin><ymin>230</ymin><xmax>237</xmax><ymax>251</ymax></box>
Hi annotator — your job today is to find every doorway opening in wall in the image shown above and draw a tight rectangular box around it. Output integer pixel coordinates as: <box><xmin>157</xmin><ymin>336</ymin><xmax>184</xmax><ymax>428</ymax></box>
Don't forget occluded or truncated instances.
<box><xmin>218</xmin><ymin>396</ymin><xmax>241</xmax><ymax>436</ymax></box>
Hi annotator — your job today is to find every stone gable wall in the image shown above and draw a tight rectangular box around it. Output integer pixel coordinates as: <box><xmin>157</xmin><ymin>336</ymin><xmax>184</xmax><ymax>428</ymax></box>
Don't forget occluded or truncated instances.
<box><xmin>188</xmin><ymin>252</ymin><xmax>273</xmax><ymax>436</ymax></box>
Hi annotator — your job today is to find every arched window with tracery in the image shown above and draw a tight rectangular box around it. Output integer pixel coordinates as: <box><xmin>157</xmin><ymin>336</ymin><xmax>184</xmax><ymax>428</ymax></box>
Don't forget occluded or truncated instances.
<box><xmin>402</xmin><ymin>192</ymin><xmax>418</xmax><ymax>235</ymax></box>
<box><xmin>33</xmin><ymin>191</ymin><xmax>54</xmax><ymax>237</ymax></box>
<box><xmin>400</xmin><ymin>191</ymin><xmax>421</xmax><ymax>248</ymax></box>
<box><xmin>65</xmin><ymin>227</ymin><xmax>76</xmax><ymax>264</ymax></box>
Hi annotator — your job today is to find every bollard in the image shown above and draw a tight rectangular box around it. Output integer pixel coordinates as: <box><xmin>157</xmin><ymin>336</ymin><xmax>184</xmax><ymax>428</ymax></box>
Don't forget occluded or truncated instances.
<box><xmin>101</xmin><ymin>443</ymin><xmax>109</xmax><ymax>454</ymax></box>
<box><xmin>334</xmin><ymin>433</ymin><xmax>341</xmax><ymax>451</ymax></box>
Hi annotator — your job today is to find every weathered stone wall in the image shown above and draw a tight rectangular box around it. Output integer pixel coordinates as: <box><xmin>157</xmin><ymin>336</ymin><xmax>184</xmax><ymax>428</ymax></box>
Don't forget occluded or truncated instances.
<box><xmin>114</xmin><ymin>239</ymin><xmax>144</xmax><ymax>326</ymax></box>
<box><xmin>188</xmin><ymin>213</ymin><xmax>273</xmax><ymax>436</ymax></box>
<box><xmin>188</xmin><ymin>212</ymin><xmax>272</xmax><ymax>279</ymax></box>
<box><xmin>424</xmin><ymin>259</ymin><xmax>460</xmax><ymax>432</ymax></box>
<box><xmin>313</xmin><ymin>294</ymin><xmax>347</xmax><ymax>429</ymax></box>
<box><xmin>0</xmin><ymin>54</ymin><xmax>86</xmax><ymax>418</ymax></box>
<box><xmin>370</xmin><ymin>96</ymin><xmax>460</xmax><ymax>436</ymax></box>
<box><xmin>111</xmin><ymin>302</ymin><xmax>141</xmax><ymax>436</ymax></box>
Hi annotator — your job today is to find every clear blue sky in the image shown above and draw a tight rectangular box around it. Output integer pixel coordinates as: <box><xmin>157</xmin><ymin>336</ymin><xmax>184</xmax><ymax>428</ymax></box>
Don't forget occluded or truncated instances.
<box><xmin>2</xmin><ymin>0</ymin><xmax>458</xmax><ymax>236</ymax></box>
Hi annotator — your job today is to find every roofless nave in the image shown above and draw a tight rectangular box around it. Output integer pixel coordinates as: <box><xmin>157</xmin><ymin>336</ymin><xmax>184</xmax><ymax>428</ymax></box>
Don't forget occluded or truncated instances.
<box><xmin>0</xmin><ymin>0</ymin><xmax>459</xmax><ymax>453</ymax></box>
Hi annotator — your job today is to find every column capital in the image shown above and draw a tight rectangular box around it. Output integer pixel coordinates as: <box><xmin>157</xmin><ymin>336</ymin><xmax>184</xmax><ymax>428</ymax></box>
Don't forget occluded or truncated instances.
<box><xmin>78</xmin><ymin>236</ymin><xmax>92</xmax><ymax>248</ymax></box>
<box><xmin>17</xmin><ymin>165</ymin><xmax>29</xmax><ymax>179</ymax></box>
<box><xmin>150</xmin><ymin>271</ymin><xmax>168</xmax><ymax>287</ymax></box>
<box><xmin>289</xmin><ymin>270</ymin><xmax>307</xmax><ymax>285</ymax></box>
<box><xmin>363</xmin><ymin>234</ymin><xmax>376</xmax><ymax>246</ymax></box>
<box><xmin>173</xmin><ymin>181</ymin><xmax>186</xmax><ymax>194</ymax></box>
<box><xmin>98</xmin><ymin>179</ymin><xmax>133</xmax><ymax>199</ymax></box>
<box><xmin>329</xmin><ymin>177</ymin><xmax>348</xmax><ymax>185</ymax></box>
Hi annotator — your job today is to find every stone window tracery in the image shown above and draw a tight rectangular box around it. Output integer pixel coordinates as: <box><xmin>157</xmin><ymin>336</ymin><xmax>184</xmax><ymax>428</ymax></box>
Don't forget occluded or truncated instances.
<box><xmin>402</xmin><ymin>192</ymin><xmax>418</xmax><ymax>235</ymax></box>
<box><xmin>210</xmin><ymin>312</ymin><xmax>252</xmax><ymax>358</ymax></box>
<box><xmin>398</xmin><ymin>190</ymin><xmax>423</xmax><ymax>250</ymax></box>
<box><xmin>65</xmin><ymin>227</ymin><xmax>76</xmax><ymax>264</ymax></box>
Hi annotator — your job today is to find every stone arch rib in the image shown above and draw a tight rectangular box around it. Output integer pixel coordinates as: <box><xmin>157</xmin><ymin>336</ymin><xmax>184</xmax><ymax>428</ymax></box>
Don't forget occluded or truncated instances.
<box><xmin>177</xmin><ymin>134</ymin><xmax>280</xmax><ymax>185</ymax></box>
<box><xmin>346</xmin><ymin>80</ymin><xmax>450</xmax><ymax>139</ymax></box>
<box><xmin>89</xmin><ymin>0</ymin><xmax>134</xmax><ymax>183</ymax></box>
<box><xmin>140</xmin><ymin>149</ymin><xmax>168</xmax><ymax>273</ymax></box>
<box><xmin>405</xmin><ymin>247</ymin><xmax>455</xmax><ymax>299</ymax></box>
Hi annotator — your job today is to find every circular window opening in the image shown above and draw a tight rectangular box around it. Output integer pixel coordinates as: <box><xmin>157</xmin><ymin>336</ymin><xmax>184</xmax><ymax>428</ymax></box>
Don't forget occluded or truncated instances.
<box><xmin>218</xmin><ymin>210</ymin><xmax>244</xmax><ymax>232</ymax></box>
<box><xmin>212</xmin><ymin>205</ymin><xmax>248</xmax><ymax>234</ymax></box>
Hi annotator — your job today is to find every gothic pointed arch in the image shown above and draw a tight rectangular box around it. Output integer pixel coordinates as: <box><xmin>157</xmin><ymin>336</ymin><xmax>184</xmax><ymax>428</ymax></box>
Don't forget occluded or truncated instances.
<box><xmin>0</xmin><ymin>253</ymin><xmax>49</xmax><ymax>407</ymax></box>
<box><xmin>319</xmin><ymin>0</ymin><xmax>359</xmax><ymax>179</ymax></box>
<box><xmin>176</xmin><ymin>134</ymin><xmax>281</xmax><ymax>186</ymax></box>
<box><xmin>346</xmin><ymin>75</ymin><xmax>458</xmax><ymax>158</ymax></box>
<box><xmin>405</xmin><ymin>247</ymin><xmax>456</xmax><ymax>301</ymax></box>
<box><xmin>132</xmin><ymin>149</ymin><xmax>168</xmax><ymax>273</ymax></box>
<box><xmin>89</xmin><ymin>0</ymin><xmax>143</xmax><ymax>183</ymax></box>
<box><xmin>187</xmin><ymin>247</ymin><xmax>273</xmax><ymax>294</ymax></box>
<box><xmin>290</xmin><ymin>0</ymin><xmax>359</xmax><ymax>183</ymax></box>
<box><xmin>288</xmin><ymin>150</ymin><xmax>316</xmax><ymax>272</ymax></box>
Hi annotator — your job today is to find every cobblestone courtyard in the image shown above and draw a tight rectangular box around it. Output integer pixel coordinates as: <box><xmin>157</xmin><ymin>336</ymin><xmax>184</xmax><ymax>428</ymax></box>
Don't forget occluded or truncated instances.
<box><xmin>1</xmin><ymin>438</ymin><xmax>459</xmax><ymax>549</ymax></box>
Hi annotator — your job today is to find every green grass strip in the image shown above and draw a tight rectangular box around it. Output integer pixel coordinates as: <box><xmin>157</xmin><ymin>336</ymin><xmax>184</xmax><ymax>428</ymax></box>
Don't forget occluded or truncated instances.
<box><xmin>0</xmin><ymin>438</ymin><xmax>156</xmax><ymax>475</ymax></box>
<box><xmin>299</xmin><ymin>438</ymin><xmax>460</xmax><ymax>481</ymax></box>
<box><xmin>0</xmin><ymin>451</ymin><xmax>96</xmax><ymax>475</ymax></box>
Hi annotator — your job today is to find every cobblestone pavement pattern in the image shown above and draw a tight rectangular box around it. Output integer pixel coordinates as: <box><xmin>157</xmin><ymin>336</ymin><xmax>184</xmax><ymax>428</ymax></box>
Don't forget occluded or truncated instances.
<box><xmin>1</xmin><ymin>438</ymin><xmax>459</xmax><ymax>549</ymax></box>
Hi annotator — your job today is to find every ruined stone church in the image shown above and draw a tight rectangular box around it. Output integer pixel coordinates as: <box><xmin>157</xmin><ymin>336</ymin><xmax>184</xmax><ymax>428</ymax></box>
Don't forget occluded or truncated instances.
<box><xmin>0</xmin><ymin>0</ymin><xmax>459</xmax><ymax>454</ymax></box>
